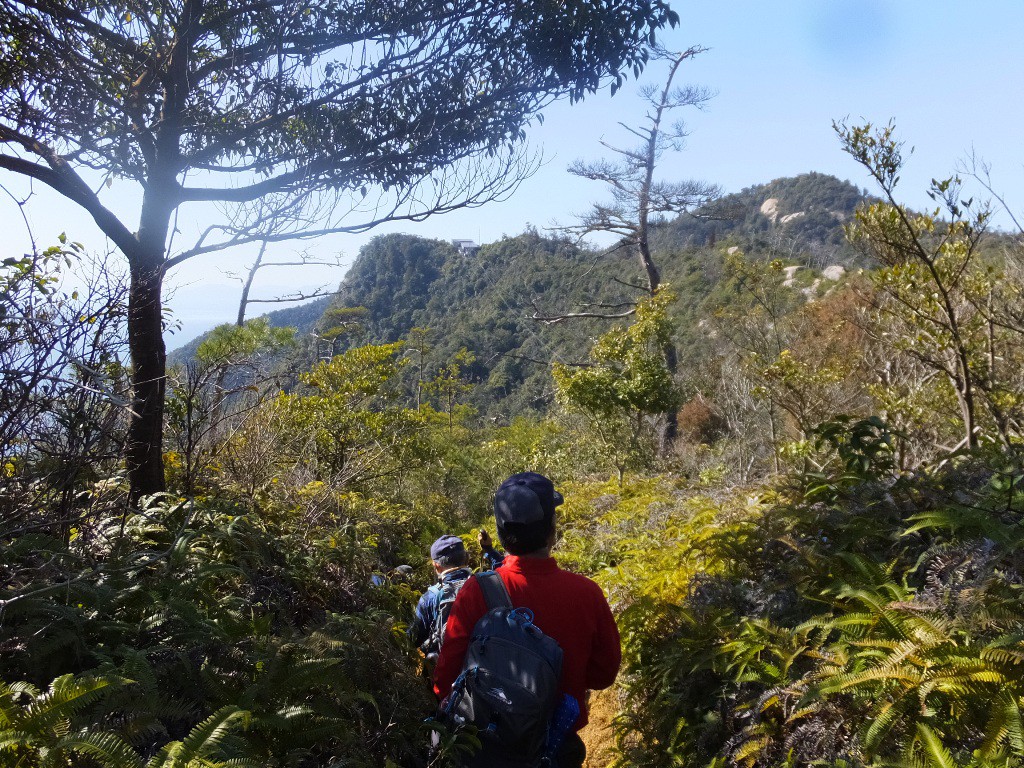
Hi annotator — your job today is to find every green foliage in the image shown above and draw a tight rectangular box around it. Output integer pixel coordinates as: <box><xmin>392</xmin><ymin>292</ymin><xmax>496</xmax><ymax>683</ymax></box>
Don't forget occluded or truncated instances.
<box><xmin>1</xmin><ymin>0</ymin><xmax>682</xmax><ymax>500</ymax></box>
<box><xmin>272</xmin><ymin>342</ymin><xmax>428</xmax><ymax>484</ymax></box>
<box><xmin>836</xmin><ymin>120</ymin><xmax>1024</xmax><ymax>451</ymax></box>
<box><xmin>651</xmin><ymin>172</ymin><xmax>868</xmax><ymax>265</ymax></box>
<box><xmin>316</xmin><ymin>230</ymin><xmax>643</xmax><ymax>420</ymax></box>
<box><xmin>554</xmin><ymin>290</ymin><xmax>681</xmax><ymax>478</ymax></box>
<box><xmin>803</xmin><ymin>415</ymin><xmax>897</xmax><ymax>490</ymax></box>
<box><xmin>176</xmin><ymin>173</ymin><xmax>875</xmax><ymax>420</ymax></box>
<box><xmin>423</xmin><ymin>347</ymin><xmax>477</xmax><ymax>429</ymax></box>
<box><xmin>194</xmin><ymin>319</ymin><xmax>294</xmax><ymax>368</ymax></box>
<box><xmin>165</xmin><ymin>318</ymin><xmax>295</xmax><ymax>495</ymax></box>
<box><xmin>0</xmin><ymin>492</ymin><xmax>433</xmax><ymax>766</ymax></box>
<box><xmin>0</xmin><ymin>241</ymin><xmax>128</xmax><ymax>532</ymax></box>
<box><xmin>0</xmin><ymin>674</ymin><xmax>136</xmax><ymax>768</ymax></box>
<box><xmin>11</xmin><ymin>153</ymin><xmax>1024</xmax><ymax>768</ymax></box>
<box><xmin>554</xmin><ymin>444</ymin><xmax>1024</xmax><ymax>768</ymax></box>
<box><xmin>0</xmin><ymin>675</ymin><xmax>257</xmax><ymax>768</ymax></box>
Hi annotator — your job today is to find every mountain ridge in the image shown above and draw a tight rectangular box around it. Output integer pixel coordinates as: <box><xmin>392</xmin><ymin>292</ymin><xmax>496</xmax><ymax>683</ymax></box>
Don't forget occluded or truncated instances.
<box><xmin>170</xmin><ymin>172</ymin><xmax>872</xmax><ymax>417</ymax></box>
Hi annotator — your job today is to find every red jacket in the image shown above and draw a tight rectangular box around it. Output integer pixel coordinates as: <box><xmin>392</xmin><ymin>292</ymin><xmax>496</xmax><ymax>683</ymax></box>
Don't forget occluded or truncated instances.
<box><xmin>432</xmin><ymin>555</ymin><xmax>621</xmax><ymax>730</ymax></box>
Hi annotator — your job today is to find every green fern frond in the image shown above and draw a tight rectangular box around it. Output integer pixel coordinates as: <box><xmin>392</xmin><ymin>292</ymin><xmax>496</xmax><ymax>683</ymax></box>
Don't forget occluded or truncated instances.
<box><xmin>903</xmin><ymin>507</ymin><xmax>1023</xmax><ymax>546</ymax></box>
<box><xmin>900</xmin><ymin>614</ymin><xmax>953</xmax><ymax>644</ymax></box>
<box><xmin>731</xmin><ymin>734</ymin><xmax>771</xmax><ymax>767</ymax></box>
<box><xmin>55</xmin><ymin>730</ymin><xmax>141</xmax><ymax>768</ymax></box>
<box><xmin>914</xmin><ymin>723</ymin><xmax>956</xmax><ymax>768</ymax></box>
<box><xmin>978</xmin><ymin>694</ymin><xmax>1014</xmax><ymax>758</ymax></box>
<box><xmin>147</xmin><ymin>705</ymin><xmax>248</xmax><ymax>768</ymax></box>
<box><xmin>980</xmin><ymin>645</ymin><xmax>1024</xmax><ymax>667</ymax></box>
<box><xmin>264</xmin><ymin>705</ymin><xmax>316</xmax><ymax>724</ymax></box>
<box><xmin>25</xmin><ymin>674</ymin><xmax>122</xmax><ymax>734</ymax></box>
<box><xmin>864</xmin><ymin>696</ymin><xmax>912</xmax><ymax>753</ymax></box>
<box><xmin>304</xmin><ymin>630</ymin><xmax>349</xmax><ymax>655</ymax></box>
<box><xmin>819</xmin><ymin>664</ymin><xmax>924</xmax><ymax>693</ymax></box>
<box><xmin>6</xmin><ymin>681</ymin><xmax>41</xmax><ymax>700</ymax></box>
<box><xmin>786</xmin><ymin>705</ymin><xmax>817</xmax><ymax>722</ymax></box>
<box><xmin>834</xmin><ymin>553</ymin><xmax>898</xmax><ymax>587</ymax></box>
<box><xmin>242</xmin><ymin>656</ymin><xmax>343</xmax><ymax>704</ymax></box>
<box><xmin>0</xmin><ymin>731</ymin><xmax>36</xmax><ymax>753</ymax></box>
<box><xmin>1002</xmin><ymin>695</ymin><xmax>1024</xmax><ymax>753</ymax></box>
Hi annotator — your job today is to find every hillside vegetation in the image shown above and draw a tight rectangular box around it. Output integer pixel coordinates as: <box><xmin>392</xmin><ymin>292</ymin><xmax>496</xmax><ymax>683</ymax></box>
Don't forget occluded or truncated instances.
<box><xmin>172</xmin><ymin>173</ymin><xmax>881</xmax><ymax>420</ymax></box>
<box><xmin>7</xmin><ymin>144</ymin><xmax>1024</xmax><ymax>768</ymax></box>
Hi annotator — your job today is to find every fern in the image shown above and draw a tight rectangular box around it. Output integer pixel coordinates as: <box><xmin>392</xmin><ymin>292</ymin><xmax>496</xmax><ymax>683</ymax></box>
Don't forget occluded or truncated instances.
<box><xmin>25</xmin><ymin>674</ymin><xmax>122</xmax><ymax>732</ymax></box>
<box><xmin>863</xmin><ymin>696</ymin><xmax>913</xmax><ymax>754</ymax></box>
<box><xmin>146</xmin><ymin>706</ymin><xmax>250</xmax><ymax>768</ymax></box>
<box><xmin>55</xmin><ymin>730</ymin><xmax>140</xmax><ymax>768</ymax></box>
<box><xmin>914</xmin><ymin>723</ymin><xmax>957</xmax><ymax>768</ymax></box>
<box><xmin>0</xmin><ymin>674</ymin><xmax>141</xmax><ymax>768</ymax></box>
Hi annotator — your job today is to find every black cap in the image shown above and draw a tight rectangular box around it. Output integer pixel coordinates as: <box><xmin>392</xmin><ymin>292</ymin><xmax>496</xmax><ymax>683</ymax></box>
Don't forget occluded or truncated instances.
<box><xmin>430</xmin><ymin>535</ymin><xmax>465</xmax><ymax>562</ymax></box>
<box><xmin>493</xmin><ymin>472</ymin><xmax>564</xmax><ymax>526</ymax></box>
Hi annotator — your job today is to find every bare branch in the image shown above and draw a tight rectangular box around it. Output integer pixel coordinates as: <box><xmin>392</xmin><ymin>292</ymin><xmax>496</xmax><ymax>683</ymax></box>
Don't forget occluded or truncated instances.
<box><xmin>530</xmin><ymin>308</ymin><xmax>636</xmax><ymax>325</ymax></box>
<box><xmin>245</xmin><ymin>288</ymin><xmax>339</xmax><ymax>305</ymax></box>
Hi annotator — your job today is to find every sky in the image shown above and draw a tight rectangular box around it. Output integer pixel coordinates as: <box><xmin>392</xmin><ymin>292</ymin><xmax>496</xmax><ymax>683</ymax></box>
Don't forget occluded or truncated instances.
<box><xmin>4</xmin><ymin>1</ymin><xmax>1024</xmax><ymax>346</ymax></box>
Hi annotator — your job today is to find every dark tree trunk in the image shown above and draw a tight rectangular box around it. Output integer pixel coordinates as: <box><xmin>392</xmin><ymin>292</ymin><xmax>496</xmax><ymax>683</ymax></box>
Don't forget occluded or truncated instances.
<box><xmin>126</xmin><ymin>158</ymin><xmax>178</xmax><ymax>503</ymax></box>
<box><xmin>126</xmin><ymin>256</ymin><xmax>167</xmax><ymax>503</ymax></box>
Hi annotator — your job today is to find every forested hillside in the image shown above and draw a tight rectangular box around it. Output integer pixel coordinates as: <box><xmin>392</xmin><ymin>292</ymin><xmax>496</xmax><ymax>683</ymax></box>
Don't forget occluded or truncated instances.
<box><xmin>173</xmin><ymin>173</ymin><xmax>876</xmax><ymax>420</ymax></box>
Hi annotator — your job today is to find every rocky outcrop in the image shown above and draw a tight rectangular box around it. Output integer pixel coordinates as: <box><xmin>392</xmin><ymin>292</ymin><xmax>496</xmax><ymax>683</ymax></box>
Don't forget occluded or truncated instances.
<box><xmin>822</xmin><ymin>265</ymin><xmax>846</xmax><ymax>282</ymax></box>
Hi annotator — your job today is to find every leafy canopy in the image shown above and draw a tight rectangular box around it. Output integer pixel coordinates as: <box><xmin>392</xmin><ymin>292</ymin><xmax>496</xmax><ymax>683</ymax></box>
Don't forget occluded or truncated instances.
<box><xmin>0</xmin><ymin>0</ymin><xmax>679</xmax><ymax>255</ymax></box>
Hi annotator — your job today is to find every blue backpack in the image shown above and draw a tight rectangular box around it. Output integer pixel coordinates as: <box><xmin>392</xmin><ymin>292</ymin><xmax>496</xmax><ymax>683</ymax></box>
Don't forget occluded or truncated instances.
<box><xmin>442</xmin><ymin>571</ymin><xmax>569</xmax><ymax>767</ymax></box>
<box><xmin>424</xmin><ymin>574</ymin><xmax>469</xmax><ymax>658</ymax></box>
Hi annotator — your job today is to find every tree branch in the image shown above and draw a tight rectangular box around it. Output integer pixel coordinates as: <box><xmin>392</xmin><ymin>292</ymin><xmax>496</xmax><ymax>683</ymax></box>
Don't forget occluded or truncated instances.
<box><xmin>530</xmin><ymin>308</ymin><xmax>636</xmax><ymax>325</ymax></box>
<box><xmin>0</xmin><ymin>145</ymin><xmax>139</xmax><ymax>259</ymax></box>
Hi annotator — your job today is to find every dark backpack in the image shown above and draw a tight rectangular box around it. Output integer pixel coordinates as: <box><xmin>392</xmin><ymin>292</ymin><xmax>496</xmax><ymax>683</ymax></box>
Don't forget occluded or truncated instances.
<box><xmin>442</xmin><ymin>570</ymin><xmax>563</xmax><ymax>767</ymax></box>
<box><xmin>424</xmin><ymin>574</ymin><xmax>469</xmax><ymax>657</ymax></box>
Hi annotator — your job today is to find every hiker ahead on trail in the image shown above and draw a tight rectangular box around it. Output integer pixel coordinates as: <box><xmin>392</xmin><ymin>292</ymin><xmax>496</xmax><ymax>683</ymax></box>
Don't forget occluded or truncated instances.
<box><xmin>409</xmin><ymin>535</ymin><xmax>472</xmax><ymax>662</ymax></box>
<box><xmin>433</xmin><ymin>472</ymin><xmax>622</xmax><ymax>768</ymax></box>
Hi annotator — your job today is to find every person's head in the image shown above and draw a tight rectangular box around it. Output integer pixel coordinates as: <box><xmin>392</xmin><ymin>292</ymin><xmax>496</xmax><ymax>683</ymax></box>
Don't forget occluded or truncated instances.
<box><xmin>493</xmin><ymin>472</ymin><xmax>564</xmax><ymax>556</ymax></box>
<box><xmin>430</xmin><ymin>535</ymin><xmax>468</xmax><ymax>573</ymax></box>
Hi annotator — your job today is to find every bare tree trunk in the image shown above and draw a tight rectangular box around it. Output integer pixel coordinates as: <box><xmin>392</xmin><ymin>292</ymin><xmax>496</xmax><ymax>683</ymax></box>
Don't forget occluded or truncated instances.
<box><xmin>955</xmin><ymin>373</ymin><xmax>978</xmax><ymax>450</ymax></box>
<box><xmin>126</xmin><ymin>256</ymin><xmax>167</xmax><ymax>502</ymax></box>
<box><xmin>126</xmin><ymin>153</ymin><xmax>180</xmax><ymax>501</ymax></box>
<box><xmin>237</xmin><ymin>240</ymin><xmax>269</xmax><ymax>326</ymax></box>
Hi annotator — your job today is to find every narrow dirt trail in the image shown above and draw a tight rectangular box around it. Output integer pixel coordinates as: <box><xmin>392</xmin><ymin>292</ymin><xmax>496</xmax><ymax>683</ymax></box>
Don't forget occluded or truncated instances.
<box><xmin>580</xmin><ymin>687</ymin><xmax>619</xmax><ymax>767</ymax></box>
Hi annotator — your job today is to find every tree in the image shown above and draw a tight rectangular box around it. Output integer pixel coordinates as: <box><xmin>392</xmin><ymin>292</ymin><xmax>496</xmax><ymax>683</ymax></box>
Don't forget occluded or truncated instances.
<box><xmin>424</xmin><ymin>346</ymin><xmax>476</xmax><ymax>431</ymax></box>
<box><xmin>0</xmin><ymin>0</ymin><xmax>678</xmax><ymax>501</ymax></box>
<box><xmin>0</xmin><ymin>242</ymin><xmax>128</xmax><ymax>536</ymax></box>
<box><xmin>273</xmin><ymin>342</ymin><xmax>427</xmax><ymax>487</ymax></box>
<box><xmin>553</xmin><ymin>289</ymin><xmax>680</xmax><ymax>482</ymax></box>
<box><xmin>232</xmin><ymin>240</ymin><xmax>345</xmax><ymax>327</ymax></box>
<box><xmin>561</xmin><ymin>46</ymin><xmax>719</xmax><ymax>451</ymax></box>
<box><xmin>836</xmin><ymin>121</ymin><xmax>999</xmax><ymax>450</ymax></box>
<box><xmin>712</xmin><ymin>253</ymin><xmax>871</xmax><ymax>470</ymax></box>
<box><xmin>165</xmin><ymin>317</ymin><xmax>293</xmax><ymax>494</ymax></box>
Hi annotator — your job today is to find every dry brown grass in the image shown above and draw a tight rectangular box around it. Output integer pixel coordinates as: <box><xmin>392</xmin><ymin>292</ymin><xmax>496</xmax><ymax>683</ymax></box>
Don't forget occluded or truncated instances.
<box><xmin>581</xmin><ymin>687</ymin><xmax>619</xmax><ymax>768</ymax></box>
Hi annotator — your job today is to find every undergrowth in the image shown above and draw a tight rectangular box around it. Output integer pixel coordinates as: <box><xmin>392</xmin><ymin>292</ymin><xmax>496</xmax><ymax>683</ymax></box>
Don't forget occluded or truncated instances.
<box><xmin>555</xmin><ymin>422</ymin><xmax>1024</xmax><ymax>768</ymax></box>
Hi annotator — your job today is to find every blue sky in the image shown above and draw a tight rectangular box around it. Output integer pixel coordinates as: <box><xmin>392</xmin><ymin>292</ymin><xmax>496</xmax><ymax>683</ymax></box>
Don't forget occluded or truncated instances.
<box><xmin>3</xmin><ymin>1</ymin><xmax>1023</xmax><ymax>345</ymax></box>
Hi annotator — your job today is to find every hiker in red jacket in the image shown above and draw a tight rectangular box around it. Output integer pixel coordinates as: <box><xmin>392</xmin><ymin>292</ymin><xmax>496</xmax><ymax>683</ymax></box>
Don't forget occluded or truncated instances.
<box><xmin>434</xmin><ymin>472</ymin><xmax>621</xmax><ymax>768</ymax></box>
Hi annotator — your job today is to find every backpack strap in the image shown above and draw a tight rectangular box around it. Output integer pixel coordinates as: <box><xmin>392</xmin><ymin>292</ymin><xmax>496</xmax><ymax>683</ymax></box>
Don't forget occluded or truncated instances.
<box><xmin>475</xmin><ymin>570</ymin><xmax>512</xmax><ymax>611</ymax></box>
